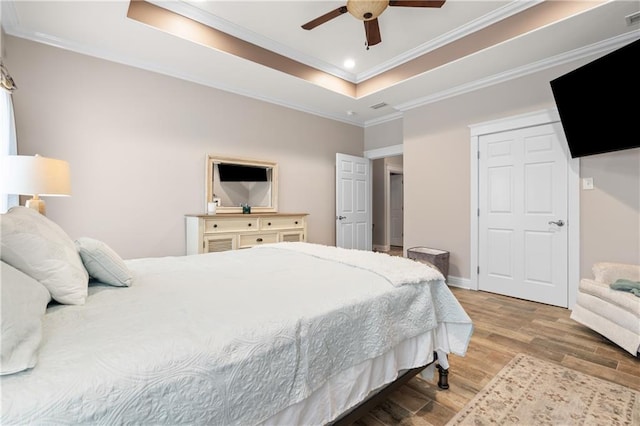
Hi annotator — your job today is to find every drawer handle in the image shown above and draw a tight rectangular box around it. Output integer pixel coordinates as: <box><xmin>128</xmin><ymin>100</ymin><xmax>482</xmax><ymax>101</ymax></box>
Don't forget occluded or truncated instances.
<box><xmin>213</xmin><ymin>224</ymin><xmax>218</xmax><ymax>228</ymax></box>
<box><xmin>248</xmin><ymin>223</ymin><xmax>252</xmax><ymax>227</ymax></box>
<box><xmin>294</xmin><ymin>221</ymin><xmax>299</xmax><ymax>225</ymax></box>
<box><xmin>256</xmin><ymin>238</ymin><xmax>263</xmax><ymax>242</ymax></box>
<box><xmin>268</xmin><ymin>222</ymin><xmax>272</xmax><ymax>226</ymax></box>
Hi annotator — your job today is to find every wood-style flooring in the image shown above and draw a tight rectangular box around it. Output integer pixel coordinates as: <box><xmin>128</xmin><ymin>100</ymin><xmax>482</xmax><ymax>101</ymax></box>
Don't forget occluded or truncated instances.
<box><xmin>351</xmin><ymin>279</ymin><xmax>640</xmax><ymax>425</ymax></box>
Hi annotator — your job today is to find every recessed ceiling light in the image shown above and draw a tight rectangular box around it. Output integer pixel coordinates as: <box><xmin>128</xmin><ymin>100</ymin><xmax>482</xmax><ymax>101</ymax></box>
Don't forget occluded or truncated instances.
<box><xmin>343</xmin><ymin>59</ymin><xmax>355</xmax><ymax>69</ymax></box>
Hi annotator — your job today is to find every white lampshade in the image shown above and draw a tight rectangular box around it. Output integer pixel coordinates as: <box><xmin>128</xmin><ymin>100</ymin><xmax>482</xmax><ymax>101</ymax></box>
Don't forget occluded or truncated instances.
<box><xmin>1</xmin><ymin>154</ymin><xmax>71</xmax><ymax>215</ymax></box>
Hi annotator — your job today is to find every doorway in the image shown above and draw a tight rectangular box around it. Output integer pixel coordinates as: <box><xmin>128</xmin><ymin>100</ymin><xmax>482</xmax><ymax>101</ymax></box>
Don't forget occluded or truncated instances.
<box><xmin>389</xmin><ymin>171</ymin><xmax>404</xmax><ymax>248</ymax></box>
<box><xmin>369</xmin><ymin>156</ymin><xmax>403</xmax><ymax>253</ymax></box>
<box><xmin>335</xmin><ymin>153</ymin><xmax>372</xmax><ymax>250</ymax></box>
<box><xmin>478</xmin><ymin>122</ymin><xmax>568</xmax><ymax>307</ymax></box>
<box><xmin>470</xmin><ymin>109</ymin><xmax>580</xmax><ymax>308</ymax></box>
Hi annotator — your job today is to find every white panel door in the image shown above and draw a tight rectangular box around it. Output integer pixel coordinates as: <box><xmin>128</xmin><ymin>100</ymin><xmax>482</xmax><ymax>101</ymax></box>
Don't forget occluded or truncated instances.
<box><xmin>336</xmin><ymin>153</ymin><xmax>372</xmax><ymax>250</ymax></box>
<box><xmin>478</xmin><ymin>122</ymin><xmax>568</xmax><ymax>307</ymax></box>
<box><xmin>390</xmin><ymin>173</ymin><xmax>403</xmax><ymax>247</ymax></box>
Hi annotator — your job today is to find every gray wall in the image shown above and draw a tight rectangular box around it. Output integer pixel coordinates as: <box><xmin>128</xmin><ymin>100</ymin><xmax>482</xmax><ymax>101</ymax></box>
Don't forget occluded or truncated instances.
<box><xmin>5</xmin><ymin>36</ymin><xmax>364</xmax><ymax>259</ymax></box>
<box><xmin>7</xmin><ymin>35</ymin><xmax>638</xmax><ymax>276</ymax></box>
<box><xmin>364</xmin><ymin>118</ymin><xmax>403</xmax><ymax>151</ymax></box>
<box><xmin>580</xmin><ymin>148</ymin><xmax>640</xmax><ymax>277</ymax></box>
<box><xmin>366</xmin><ymin>55</ymin><xmax>639</xmax><ymax>281</ymax></box>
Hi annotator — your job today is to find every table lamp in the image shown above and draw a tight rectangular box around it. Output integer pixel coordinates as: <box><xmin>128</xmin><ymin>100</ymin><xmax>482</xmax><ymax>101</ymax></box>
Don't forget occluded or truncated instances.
<box><xmin>1</xmin><ymin>154</ymin><xmax>71</xmax><ymax>215</ymax></box>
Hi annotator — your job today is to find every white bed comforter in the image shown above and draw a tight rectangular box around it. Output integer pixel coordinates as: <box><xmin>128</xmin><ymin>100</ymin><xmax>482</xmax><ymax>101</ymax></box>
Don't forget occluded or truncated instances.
<box><xmin>1</xmin><ymin>243</ymin><xmax>472</xmax><ymax>425</ymax></box>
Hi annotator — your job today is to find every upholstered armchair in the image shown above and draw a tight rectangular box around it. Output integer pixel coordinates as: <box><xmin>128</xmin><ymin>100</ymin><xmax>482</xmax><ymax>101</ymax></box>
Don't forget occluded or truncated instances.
<box><xmin>571</xmin><ymin>262</ymin><xmax>640</xmax><ymax>356</ymax></box>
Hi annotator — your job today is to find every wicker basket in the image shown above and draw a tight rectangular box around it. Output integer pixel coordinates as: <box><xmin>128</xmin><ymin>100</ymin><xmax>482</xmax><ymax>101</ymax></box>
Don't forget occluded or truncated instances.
<box><xmin>407</xmin><ymin>247</ymin><xmax>449</xmax><ymax>278</ymax></box>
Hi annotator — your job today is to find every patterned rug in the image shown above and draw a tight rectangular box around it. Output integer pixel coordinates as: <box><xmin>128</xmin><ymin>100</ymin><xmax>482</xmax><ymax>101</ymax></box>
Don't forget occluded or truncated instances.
<box><xmin>447</xmin><ymin>353</ymin><xmax>640</xmax><ymax>425</ymax></box>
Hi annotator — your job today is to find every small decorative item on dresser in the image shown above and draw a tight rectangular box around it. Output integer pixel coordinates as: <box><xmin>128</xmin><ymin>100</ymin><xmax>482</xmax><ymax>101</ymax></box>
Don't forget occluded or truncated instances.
<box><xmin>207</xmin><ymin>202</ymin><xmax>217</xmax><ymax>215</ymax></box>
<box><xmin>242</xmin><ymin>204</ymin><xmax>251</xmax><ymax>214</ymax></box>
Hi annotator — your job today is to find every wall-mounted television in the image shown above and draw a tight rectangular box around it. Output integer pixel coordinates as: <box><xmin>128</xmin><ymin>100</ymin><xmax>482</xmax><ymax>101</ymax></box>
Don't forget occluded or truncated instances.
<box><xmin>217</xmin><ymin>164</ymin><xmax>268</xmax><ymax>182</ymax></box>
<box><xmin>550</xmin><ymin>38</ymin><xmax>640</xmax><ymax>158</ymax></box>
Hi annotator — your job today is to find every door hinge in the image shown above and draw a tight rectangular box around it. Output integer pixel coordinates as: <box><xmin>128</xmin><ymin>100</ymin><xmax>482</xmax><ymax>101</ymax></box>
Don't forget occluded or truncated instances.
<box><xmin>477</xmin><ymin>208</ymin><xmax>480</xmax><ymax>217</ymax></box>
<box><xmin>477</xmin><ymin>151</ymin><xmax>480</xmax><ymax>159</ymax></box>
<box><xmin>477</xmin><ymin>266</ymin><xmax>480</xmax><ymax>274</ymax></box>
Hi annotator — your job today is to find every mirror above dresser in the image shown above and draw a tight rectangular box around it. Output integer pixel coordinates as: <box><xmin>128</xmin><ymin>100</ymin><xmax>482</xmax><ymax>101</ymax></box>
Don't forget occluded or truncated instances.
<box><xmin>206</xmin><ymin>155</ymin><xmax>278</xmax><ymax>214</ymax></box>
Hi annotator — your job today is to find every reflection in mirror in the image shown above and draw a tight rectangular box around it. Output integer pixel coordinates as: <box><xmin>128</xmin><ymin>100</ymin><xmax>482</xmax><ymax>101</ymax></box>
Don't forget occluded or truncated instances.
<box><xmin>206</xmin><ymin>155</ymin><xmax>278</xmax><ymax>213</ymax></box>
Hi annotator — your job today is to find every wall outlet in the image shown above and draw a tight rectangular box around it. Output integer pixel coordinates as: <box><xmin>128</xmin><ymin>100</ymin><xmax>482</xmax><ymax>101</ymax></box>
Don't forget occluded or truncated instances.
<box><xmin>582</xmin><ymin>177</ymin><xmax>594</xmax><ymax>190</ymax></box>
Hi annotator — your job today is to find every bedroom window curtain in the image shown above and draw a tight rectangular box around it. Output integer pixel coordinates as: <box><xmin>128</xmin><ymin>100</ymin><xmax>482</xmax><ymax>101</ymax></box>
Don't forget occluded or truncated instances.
<box><xmin>1</xmin><ymin>62</ymin><xmax>18</xmax><ymax>213</ymax></box>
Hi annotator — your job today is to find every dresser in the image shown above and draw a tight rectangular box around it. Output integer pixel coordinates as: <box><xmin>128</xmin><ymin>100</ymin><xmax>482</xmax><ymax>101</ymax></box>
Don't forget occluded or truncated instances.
<box><xmin>185</xmin><ymin>213</ymin><xmax>308</xmax><ymax>254</ymax></box>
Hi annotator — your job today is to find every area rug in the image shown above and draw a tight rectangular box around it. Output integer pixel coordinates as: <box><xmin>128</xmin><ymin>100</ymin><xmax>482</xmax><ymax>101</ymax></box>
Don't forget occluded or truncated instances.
<box><xmin>447</xmin><ymin>353</ymin><xmax>640</xmax><ymax>425</ymax></box>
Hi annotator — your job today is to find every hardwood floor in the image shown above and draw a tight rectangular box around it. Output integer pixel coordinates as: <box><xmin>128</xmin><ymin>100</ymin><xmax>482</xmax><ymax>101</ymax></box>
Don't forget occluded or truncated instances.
<box><xmin>351</xmin><ymin>286</ymin><xmax>640</xmax><ymax>426</ymax></box>
<box><xmin>387</xmin><ymin>246</ymin><xmax>404</xmax><ymax>257</ymax></box>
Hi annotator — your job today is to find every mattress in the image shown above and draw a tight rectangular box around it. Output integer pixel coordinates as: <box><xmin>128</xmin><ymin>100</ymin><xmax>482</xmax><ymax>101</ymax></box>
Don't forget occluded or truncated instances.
<box><xmin>1</xmin><ymin>243</ymin><xmax>473</xmax><ymax>425</ymax></box>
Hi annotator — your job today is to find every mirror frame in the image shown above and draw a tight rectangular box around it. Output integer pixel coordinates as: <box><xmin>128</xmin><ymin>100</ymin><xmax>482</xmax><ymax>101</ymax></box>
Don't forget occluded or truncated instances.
<box><xmin>206</xmin><ymin>155</ymin><xmax>279</xmax><ymax>214</ymax></box>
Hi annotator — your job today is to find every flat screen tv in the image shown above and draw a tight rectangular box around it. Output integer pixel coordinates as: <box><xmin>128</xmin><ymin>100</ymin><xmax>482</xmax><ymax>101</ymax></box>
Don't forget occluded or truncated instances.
<box><xmin>217</xmin><ymin>164</ymin><xmax>268</xmax><ymax>182</ymax></box>
<box><xmin>550</xmin><ymin>38</ymin><xmax>640</xmax><ymax>158</ymax></box>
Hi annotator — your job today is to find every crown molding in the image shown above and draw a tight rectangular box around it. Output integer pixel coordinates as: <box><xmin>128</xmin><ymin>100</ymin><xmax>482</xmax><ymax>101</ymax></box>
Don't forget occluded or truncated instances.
<box><xmin>394</xmin><ymin>30</ymin><xmax>640</xmax><ymax>112</ymax></box>
<box><xmin>149</xmin><ymin>0</ymin><xmax>541</xmax><ymax>85</ymax></box>
<box><xmin>1</xmin><ymin>17</ymin><xmax>364</xmax><ymax>128</ymax></box>
<box><xmin>4</xmin><ymin>0</ymin><xmax>637</xmax><ymax>129</ymax></box>
<box><xmin>356</xmin><ymin>0</ymin><xmax>542</xmax><ymax>82</ymax></box>
<box><xmin>364</xmin><ymin>111</ymin><xmax>403</xmax><ymax>127</ymax></box>
<box><xmin>147</xmin><ymin>0</ymin><xmax>357</xmax><ymax>83</ymax></box>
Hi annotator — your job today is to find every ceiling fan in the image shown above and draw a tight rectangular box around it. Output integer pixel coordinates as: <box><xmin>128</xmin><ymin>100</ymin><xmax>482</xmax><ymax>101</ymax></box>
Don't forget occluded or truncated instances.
<box><xmin>301</xmin><ymin>0</ymin><xmax>446</xmax><ymax>49</ymax></box>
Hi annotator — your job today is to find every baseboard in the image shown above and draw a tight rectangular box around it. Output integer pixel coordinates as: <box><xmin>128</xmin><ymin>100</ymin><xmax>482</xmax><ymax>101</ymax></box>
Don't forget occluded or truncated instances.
<box><xmin>446</xmin><ymin>276</ymin><xmax>473</xmax><ymax>290</ymax></box>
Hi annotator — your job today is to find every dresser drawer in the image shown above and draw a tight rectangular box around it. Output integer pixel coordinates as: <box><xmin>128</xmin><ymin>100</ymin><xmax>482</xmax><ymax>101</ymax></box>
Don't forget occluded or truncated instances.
<box><xmin>204</xmin><ymin>217</ymin><xmax>259</xmax><ymax>233</ymax></box>
<box><xmin>261</xmin><ymin>216</ymin><xmax>305</xmax><ymax>230</ymax></box>
<box><xmin>238</xmin><ymin>232</ymin><xmax>278</xmax><ymax>248</ymax></box>
<box><xmin>186</xmin><ymin>213</ymin><xmax>308</xmax><ymax>255</ymax></box>
<box><xmin>279</xmin><ymin>230</ymin><xmax>304</xmax><ymax>243</ymax></box>
<box><xmin>203</xmin><ymin>234</ymin><xmax>237</xmax><ymax>252</ymax></box>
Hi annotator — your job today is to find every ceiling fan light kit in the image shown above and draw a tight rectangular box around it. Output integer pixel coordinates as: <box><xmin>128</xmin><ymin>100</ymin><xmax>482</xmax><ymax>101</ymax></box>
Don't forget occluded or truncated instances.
<box><xmin>301</xmin><ymin>0</ymin><xmax>446</xmax><ymax>49</ymax></box>
<box><xmin>347</xmin><ymin>0</ymin><xmax>389</xmax><ymax>21</ymax></box>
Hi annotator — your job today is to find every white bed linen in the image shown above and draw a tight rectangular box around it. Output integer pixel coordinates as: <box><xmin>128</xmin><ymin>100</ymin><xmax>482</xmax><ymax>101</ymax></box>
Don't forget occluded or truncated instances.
<box><xmin>1</xmin><ymin>244</ymin><xmax>472</xmax><ymax>425</ymax></box>
<box><xmin>262</xmin><ymin>329</ymin><xmax>436</xmax><ymax>425</ymax></box>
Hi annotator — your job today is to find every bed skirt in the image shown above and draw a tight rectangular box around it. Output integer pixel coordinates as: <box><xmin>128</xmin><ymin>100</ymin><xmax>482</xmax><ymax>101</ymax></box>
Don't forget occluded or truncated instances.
<box><xmin>262</xmin><ymin>328</ymin><xmax>441</xmax><ymax>425</ymax></box>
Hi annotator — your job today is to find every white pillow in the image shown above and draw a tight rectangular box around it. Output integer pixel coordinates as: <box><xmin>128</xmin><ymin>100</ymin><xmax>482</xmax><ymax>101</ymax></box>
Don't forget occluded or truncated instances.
<box><xmin>592</xmin><ymin>262</ymin><xmax>640</xmax><ymax>284</ymax></box>
<box><xmin>0</xmin><ymin>206</ymin><xmax>89</xmax><ymax>305</ymax></box>
<box><xmin>1</xmin><ymin>261</ymin><xmax>51</xmax><ymax>375</ymax></box>
<box><xmin>75</xmin><ymin>237</ymin><xmax>133</xmax><ymax>287</ymax></box>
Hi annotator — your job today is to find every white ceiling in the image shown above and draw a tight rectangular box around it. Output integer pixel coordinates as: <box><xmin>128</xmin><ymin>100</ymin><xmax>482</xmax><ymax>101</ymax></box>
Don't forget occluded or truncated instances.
<box><xmin>2</xmin><ymin>0</ymin><xmax>640</xmax><ymax>126</ymax></box>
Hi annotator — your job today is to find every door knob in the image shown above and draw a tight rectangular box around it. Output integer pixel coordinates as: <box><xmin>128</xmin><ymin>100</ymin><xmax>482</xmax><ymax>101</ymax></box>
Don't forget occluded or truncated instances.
<box><xmin>337</xmin><ymin>215</ymin><xmax>347</xmax><ymax>220</ymax></box>
<box><xmin>548</xmin><ymin>220</ymin><xmax>565</xmax><ymax>227</ymax></box>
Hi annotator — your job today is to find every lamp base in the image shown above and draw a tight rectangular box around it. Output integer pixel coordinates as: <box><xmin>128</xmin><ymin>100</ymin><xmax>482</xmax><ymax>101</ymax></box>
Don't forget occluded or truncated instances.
<box><xmin>25</xmin><ymin>197</ymin><xmax>46</xmax><ymax>215</ymax></box>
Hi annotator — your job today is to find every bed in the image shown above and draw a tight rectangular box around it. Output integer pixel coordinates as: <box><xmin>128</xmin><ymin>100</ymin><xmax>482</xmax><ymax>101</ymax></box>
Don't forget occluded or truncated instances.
<box><xmin>1</xmin><ymin>206</ymin><xmax>473</xmax><ymax>425</ymax></box>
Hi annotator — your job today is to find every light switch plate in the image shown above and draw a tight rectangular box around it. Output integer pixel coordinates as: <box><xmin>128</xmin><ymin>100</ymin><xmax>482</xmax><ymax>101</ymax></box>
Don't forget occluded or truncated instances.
<box><xmin>582</xmin><ymin>177</ymin><xmax>594</xmax><ymax>190</ymax></box>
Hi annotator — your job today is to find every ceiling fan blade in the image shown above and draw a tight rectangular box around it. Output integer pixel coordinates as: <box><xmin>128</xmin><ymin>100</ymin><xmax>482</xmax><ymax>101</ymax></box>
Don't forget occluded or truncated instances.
<box><xmin>364</xmin><ymin>18</ymin><xmax>382</xmax><ymax>47</ymax></box>
<box><xmin>301</xmin><ymin>6</ymin><xmax>348</xmax><ymax>30</ymax></box>
<box><xmin>389</xmin><ymin>1</ymin><xmax>446</xmax><ymax>7</ymax></box>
